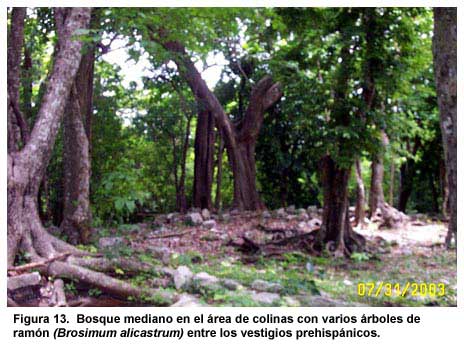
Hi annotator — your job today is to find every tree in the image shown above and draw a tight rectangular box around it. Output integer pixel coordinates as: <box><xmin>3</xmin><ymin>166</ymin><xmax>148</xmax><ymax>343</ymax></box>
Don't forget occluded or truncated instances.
<box><xmin>433</xmin><ymin>8</ymin><xmax>457</xmax><ymax>247</ymax></box>
<box><xmin>156</xmin><ymin>33</ymin><xmax>282</xmax><ymax>210</ymax></box>
<box><xmin>354</xmin><ymin>159</ymin><xmax>367</xmax><ymax>227</ymax></box>
<box><xmin>8</xmin><ymin>8</ymin><xmax>167</xmax><ymax>303</ymax></box>
<box><xmin>314</xmin><ymin>10</ymin><xmax>367</xmax><ymax>254</ymax></box>
<box><xmin>58</xmin><ymin>8</ymin><xmax>96</xmax><ymax>244</ymax></box>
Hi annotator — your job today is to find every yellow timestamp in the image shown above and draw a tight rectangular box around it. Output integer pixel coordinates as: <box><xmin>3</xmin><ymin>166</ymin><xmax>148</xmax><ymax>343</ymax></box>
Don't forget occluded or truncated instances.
<box><xmin>357</xmin><ymin>282</ymin><xmax>446</xmax><ymax>297</ymax></box>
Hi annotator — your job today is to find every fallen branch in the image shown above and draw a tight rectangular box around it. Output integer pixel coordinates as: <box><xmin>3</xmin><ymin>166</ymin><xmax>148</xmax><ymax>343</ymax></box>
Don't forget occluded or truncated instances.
<box><xmin>7</xmin><ymin>252</ymin><xmax>71</xmax><ymax>274</ymax></box>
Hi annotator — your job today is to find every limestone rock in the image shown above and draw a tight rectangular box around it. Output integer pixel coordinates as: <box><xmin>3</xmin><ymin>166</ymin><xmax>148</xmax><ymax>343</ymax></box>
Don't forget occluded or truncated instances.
<box><xmin>221</xmin><ymin>279</ymin><xmax>242</xmax><ymax>291</ymax></box>
<box><xmin>286</xmin><ymin>205</ymin><xmax>296</xmax><ymax>214</ymax></box>
<box><xmin>202</xmin><ymin>219</ymin><xmax>217</xmax><ymax>229</ymax></box>
<box><xmin>201</xmin><ymin>208</ymin><xmax>211</xmax><ymax>220</ymax></box>
<box><xmin>98</xmin><ymin>236</ymin><xmax>125</xmax><ymax>249</ymax></box>
<box><xmin>251</xmin><ymin>279</ymin><xmax>283</xmax><ymax>293</ymax></box>
<box><xmin>193</xmin><ymin>272</ymin><xmax>219</xmax><ymax>287</ymax></box>
<box><xmin>262</xmin><ymin>210</ymin><xmax>272</xmax><ymax>219</ymax></box>
<box><xmin>171</xmin><ymin>293</ymin><xmax>204</xmax><ymax>307</ymax></box>
<box><xmin>252</xmin><ymin>292</ymin><xmax>280</xmax><ymax>305</ymax></box>
<box><xmin>276</xmin><ymin>208</ymin><xmax>286</xmax><ymax>218</ymax></box>
<box><xmin>173</xmin><ymin>266</ymin><xmax>193</xmax><ymax>290</ymax></box>
<box><xmin>185</xmin><ymin>212</ymin><xmax>203</xmax><ymax>226</ymax></box>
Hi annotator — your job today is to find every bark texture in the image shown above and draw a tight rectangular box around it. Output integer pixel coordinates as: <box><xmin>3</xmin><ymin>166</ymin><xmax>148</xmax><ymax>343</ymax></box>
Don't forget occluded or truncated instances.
<box><xmin>433</xmin><ymin>8</ymin><xmax>457</xmax><ymax>247</ymax></box>
<box><xmin>318</xmin><ymin>157</ymin><xmax>365</xmax><ymax>254</ymax></box>
<box><xmin>215</xmin><ymin>128</ymin><xmax>225</xmax><ymax>210</ymax></box>
<box><xmin>61</xmin><ymin>23</ymin><xmax>95</xmax><ymax>244</ymax></box>
<box><xmin>7</xmin><ymin>8</ymin><xmax>28</xmax><ymax>151</ymax></box>
<box><xmin>193</xmin><ymin>109</ymin><xmax>215</xmax><ymax>209</ymax></box>
<box><xmin>354</xmin><ymin>159</ymin><xmax>366</xmax><ymax>227</ymax></box>
<box><xmin>368</xmin><ymin>154</ymin><xmax>386</xmax><ymax>217</ymax></box>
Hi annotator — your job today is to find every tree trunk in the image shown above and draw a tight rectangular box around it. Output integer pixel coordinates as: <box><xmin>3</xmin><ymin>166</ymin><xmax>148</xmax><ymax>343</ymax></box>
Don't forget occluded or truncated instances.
<box><xmin>177</xmin><ymin>115</ymin><xmax>191</xmax><ymax>213</ymax></box>
<box><xmin>354</xmin><ymin>159</ymin><xmax>366</xmax><ymax>228</ymax></box>
<box><xmin>398</xmin><ymin>161</ymin><xmax>413</xmax><ymax>212</ymax></box>
<box><xmin>215</xmin><ymin>128</ymin><xmax>224</xmax><ymax>210</ymax></box>
<box><xmin>315</xmin><ymin>25</ymin><xmax>365</xmax><ymax>254</ymax></box>
<box><xmin>61</xmin><ymin>86</ymin><xmax>92</xmax><ymax>244</ymax></box>
<box><xmin>368</xmin><ymin>155</ymin><xmax>385</xmax><ymax>218</ymax></box>
<box><xmin>156</xmin><ymin>33</ymin><xmax>282</xmax><ymax>210</ymax></box>
<box><xmin>8</xmin><ymin>7</ymin><xmax>92</xmax><ymax>266</ymax></box>
<box><xmin>433</xmin><ymin>8</ymin><xmax>457</xmax><ymax>247</ymax></box>
<box><xmin>7</xmin><ymin>8</ymin><xmax>28</xmax><ymax>151</ymax></box>
<box><xmin>439</xmin><ymin>159</ymin><xmax>449</xmax><ymax>218</ymax></box>
<box><xmin>60</xmin><ymin>11</ymin><xmax>95</xmax><ymax>245</ymax></box>
<box><xmin>193</xmin><ymin>109</ymin><xmax>215</xmax><ymax>210</ymax></box>
<box><xmin>389</xmin><ymin>156</ymin><xmax>395</xmax><ymax>206</ymax></box>
<box><xmin>317</xmin><ymin>156</ymin><xmax>365</xmax><ymax>254</ymax></box>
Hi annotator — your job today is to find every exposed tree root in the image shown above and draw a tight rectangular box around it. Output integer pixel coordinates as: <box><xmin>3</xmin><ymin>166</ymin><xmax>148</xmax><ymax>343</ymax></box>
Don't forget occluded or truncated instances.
<box><xmin>230</xmin><ymin>222</ymin><xmax>366</xmax><ymax>260</ymax></box>
<box><xmin>8</xmin><ymin>252</ymin><xmax>71</xmax><ymax>274</ymax></box>
<box><xmin>376</xmin><ymin>202</ymin><xmax>410</xmax><ymax>229</ymax></box>
<box><xmin>11</xmin><ymin>209</ymin><xmax>177</xmax><ymax>306</ymax></box>
<box><xmin>51</xmin><ymin>279</ymin><xmax>67</xmax><ymax>307</ymax></box>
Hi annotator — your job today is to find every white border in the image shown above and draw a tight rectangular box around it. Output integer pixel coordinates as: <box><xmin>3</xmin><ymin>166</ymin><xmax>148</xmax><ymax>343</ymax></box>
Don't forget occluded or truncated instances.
<box><xmin>1</xmin><ymin>2</ymin><xmax>462</xmax><ymax>346</ymax></box>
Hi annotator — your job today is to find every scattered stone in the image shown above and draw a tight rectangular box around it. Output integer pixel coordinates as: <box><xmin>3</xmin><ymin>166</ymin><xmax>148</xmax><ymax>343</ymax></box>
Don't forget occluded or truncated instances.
<box><xmin>202</xmin><ymin>219</ymin><xmax>217</xmax><ymax>229</ymax></box>
<box><xmin>276</xmin><ymin>208</ymin><xmax>286</xmax><ymax>218</ymax></box>
<box><xmin>185</xmin><ymin>212</ymin><xmax>203</xmax><ymax>226</ymax></box>
<box><xmin>98</xmin><ymin>236</ymin><xmax>125</xmax><ymax>249</ymax></box>
<box><xmin>307</xmin><ymin>218</ymin><xmax>322</xmax><ymax>229</ymax></box>
<box><xmin>262</xmin><ymin>210</ymin><xmax>272</xmax><ymax>219</ymax></box>
<box><xmin>286</xmin><ymin>214</ymin><xmax>297</xmax><ymax>221</ymax></box>
<box><xmin>298</xmin><ymin>212</ymin><xmax>309</xmax><ymax>220</ymax></box>
<box><xmin>221</xmin><ymin>279</ymin><xmax>242</xmax><ymax>291</ymax></box>
<box><xmin>173</xmin><ymin>266</ymin><xmax>193</xmax><ymax>290</ymax></box>
<box><xmin>219</xmin><ymin>233</ymin><xmax>230</xmax><ymax>241</ymax></box>
<box><xmin>297</xmin><ymin>208</ymin><xmax>307</xmax><ymax>215</ymax></box>
<box><xmin>145</xmin><ymin>245</ymin><xmax>171</xmax><ymax>264</ymax></box>
<box><xmin>286</xmin><ymin>205</ymin><xmax>296</xmax><ymax>214</ymax></box>
<box><xmin>201</xmin><ymin>208</ymin><xmax>211</xmax><ymax>220</ymax></box>
<box><xmin>251</xmin><ymin>292</ymin><xmax>280</xmax><ymax>305</ymax></box>
<box><xmin>283</xmin><ymin>296</ymin><xmax>300</xmax><ymax>307</ymax></box>
<box><xmin>402</xmin><ymin>249</ymin><xmax>413</xmax><ymax>256</ymax></box>
<box><xmin>193</xmin><ymin>272</ymin><xmax>219</xmax><ymax>287</ymax></box>
<box><xmin>230</xmin><ymin>209</ymin><xmax>241</xmax><ymax>216</ymax></box>
<box><xmin>307</xmin><ymin>205</ymin><xmax>318</xmax><ymax>214</ymax></box>
<box><xmin>171</xmin><ymin>293</ymin><xmax>204</xmax><ymax>307</ymax></box>
<box><xmin>221</xmin><ymin>213</ymin><xmax>231</xmax><ymax>222</ymax></box>
<box><xmin>343</xmin><ymin>279</ymin><xmax>353</xmax><ymax>286</ymax></box>
<box><xmin>166</xmin><ymin>212</ymin><xmax>180</xmax><ymax>223</ymax></box>
<box><xmin>251</xmin><ymin>279</ymin><xmax>283</xmax><ymax>293</ymax></box>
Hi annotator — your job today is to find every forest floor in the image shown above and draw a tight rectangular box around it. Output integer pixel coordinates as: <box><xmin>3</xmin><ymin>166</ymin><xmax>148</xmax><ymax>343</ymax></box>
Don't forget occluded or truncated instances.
<box><xmin>56</xmin><ymin>208</ymin><xmax>456</xmax><ymax>307</ymax></box>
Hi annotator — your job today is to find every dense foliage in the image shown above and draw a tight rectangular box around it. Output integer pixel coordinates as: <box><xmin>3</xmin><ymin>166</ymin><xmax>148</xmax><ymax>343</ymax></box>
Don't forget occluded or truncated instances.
<box><xmin>18</xmin><ymin>8</ymin><xmax>441</xmax><ymax>225</ymax></box>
